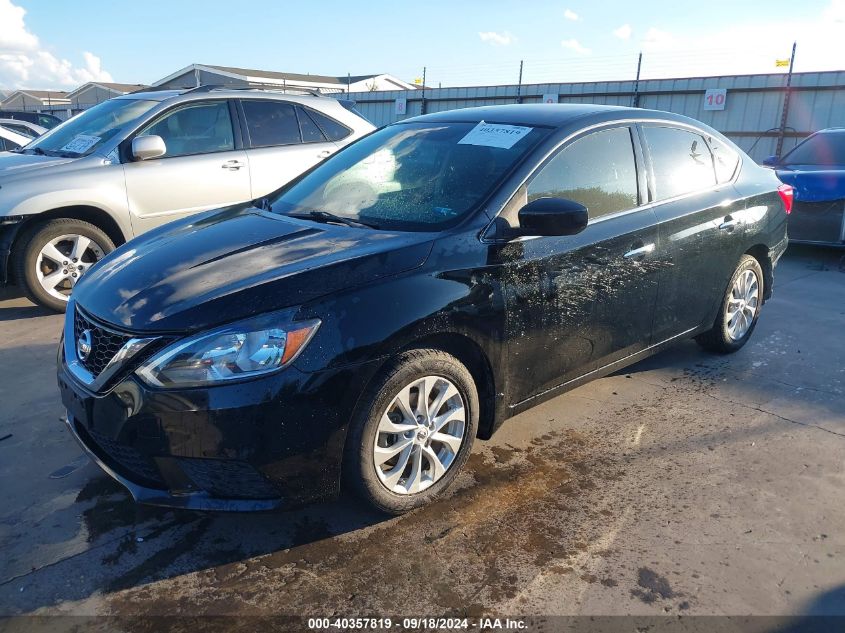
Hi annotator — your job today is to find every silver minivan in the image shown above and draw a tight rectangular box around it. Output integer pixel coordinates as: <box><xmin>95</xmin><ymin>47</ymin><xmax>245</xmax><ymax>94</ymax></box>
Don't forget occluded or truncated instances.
<box><xmin>0</xmin><ymin>86</ymin><xmax>374</xmax><ymax>310</ymax></box>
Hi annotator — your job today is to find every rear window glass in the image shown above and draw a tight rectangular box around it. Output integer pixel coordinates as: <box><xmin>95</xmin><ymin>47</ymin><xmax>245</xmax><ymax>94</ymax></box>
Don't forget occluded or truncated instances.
<box><xmin>643</xmin><ymin>126</ymin><xmax>717</xmax><ymax>200</ymax></box>
<box><xmin>707</xmin><ymin>135</ymin><xmax>740</xmax><ymax>183</ymax></box>
<box><xmin>296</xmin><ymin>107</ymin><xmax>327</xmax><ymax>143</ymax></box>
<box><xmin>242</xmin><ymin>100</ymin><xmax>301</xmax><ymax>147</ymax></box>
<box><xmin>307</xmin><ymin>109</ymin><xmax>352</xmax><ymax>142</ymax></box>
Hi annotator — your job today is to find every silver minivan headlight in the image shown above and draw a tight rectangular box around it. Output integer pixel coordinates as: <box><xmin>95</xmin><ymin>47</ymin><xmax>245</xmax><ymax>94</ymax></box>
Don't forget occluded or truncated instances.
<box><xmin>136</xmin><ymin>312</ymin><xmax>320</xmax><ymax>388</ymax></box>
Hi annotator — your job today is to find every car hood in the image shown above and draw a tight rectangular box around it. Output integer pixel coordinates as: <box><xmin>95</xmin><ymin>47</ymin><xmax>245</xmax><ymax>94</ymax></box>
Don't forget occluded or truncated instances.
<box><xmin>0</xmin><ymin>151</ymin><xmax>78</xmax><ymax>179</ymax></box>
<box><xmin>73</xmin><ymin>206</ymin><xmax>435</xmax><ymax>332</ymax></box>
<box><xmin>774</xmin><ymin>164</ymin><xmax>845</xmax><ymax>203</ymax></box>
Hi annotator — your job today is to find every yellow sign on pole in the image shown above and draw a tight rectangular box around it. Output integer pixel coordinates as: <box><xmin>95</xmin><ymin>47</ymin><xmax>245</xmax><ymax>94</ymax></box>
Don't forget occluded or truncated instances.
<box><xmin>413</xmin><ymin>77</ymin><xmax>423</xmax><ymax>85</ymax></box>
<box><xmin>775</xmin><ymin>59</ymin><xmax>790</xmax><ymax>67</ymax></box>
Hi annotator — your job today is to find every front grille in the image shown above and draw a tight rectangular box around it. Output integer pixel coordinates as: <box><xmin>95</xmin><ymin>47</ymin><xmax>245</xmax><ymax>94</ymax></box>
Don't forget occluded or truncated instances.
<box><xmin>77</xmin><ymin>423</ymin><xmax>166</xmax><ymax>488</ymax></box>
<box><xmin>73</xmin><ymin>308</ymin><xmax>134</xmax><ymax>377</ymax></box>
<box><xmin>177</xmin><ymin>458</ymin><xmax>281</xmax><ymax>499</ymax></box>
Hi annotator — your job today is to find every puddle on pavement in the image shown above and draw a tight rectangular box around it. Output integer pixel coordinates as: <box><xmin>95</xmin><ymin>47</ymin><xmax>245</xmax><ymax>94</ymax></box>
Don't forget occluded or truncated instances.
<box><xmin>48</xmin><ymin>455</ymin><xmax>90</xmax><ymax>479</ymax></box>
<box><xmin>104</xmin><ymin>425</ymin><xmax>631</xmax><ymax>616</ymax></box>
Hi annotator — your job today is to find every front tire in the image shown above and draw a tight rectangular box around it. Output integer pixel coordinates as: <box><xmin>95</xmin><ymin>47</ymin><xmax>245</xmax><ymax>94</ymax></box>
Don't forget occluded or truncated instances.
<box><xmin>12</xmin><ymin>218</ymin><xmax>114</xmax><ymax>312</ymax></box>
<box><xmin>696</xmin><ymin>254</ymin><xmax>764</xmax><ymax>354</ymax></box>
<box><xmin>344</xmin><ymin>349</ymin><xmax>479</xmax><ymax>515</ymax></box>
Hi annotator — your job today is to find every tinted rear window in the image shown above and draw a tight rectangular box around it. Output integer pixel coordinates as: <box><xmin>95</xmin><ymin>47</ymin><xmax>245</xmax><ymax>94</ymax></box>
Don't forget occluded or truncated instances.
<box><xmin>242</xmin><ymin>100</ymin><xmax>301</xmax><ymax>147</ymax></box>
<box><xmin>296</xmin><ymin>107</ymin><xmax>327</xmax><ymax>143</ymax></box>
<box><xmin>307</xmin><ymin>109</ymin><xmax>352</xmax><ymax>141</ymax></box>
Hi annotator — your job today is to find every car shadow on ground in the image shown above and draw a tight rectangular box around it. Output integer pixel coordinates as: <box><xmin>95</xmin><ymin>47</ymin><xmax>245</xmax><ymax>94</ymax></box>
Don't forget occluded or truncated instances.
<box><xmin>0</xmin><ymin>287</ymin><xmax>55</xmax><ymax>322</ymax></box>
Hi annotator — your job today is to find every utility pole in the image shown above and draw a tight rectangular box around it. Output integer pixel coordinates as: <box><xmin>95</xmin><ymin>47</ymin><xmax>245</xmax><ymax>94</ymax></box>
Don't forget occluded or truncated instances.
<box><xmin>775</xmin><ymin>41</ymin><xmax>797</xmax><ymax>157</ymax></box>
<box><xmin>421</xmin><ymin>67</ymin><xmax>427</xmax><ymax>114</ymax></box>
<box><xmin>632</xmin><ymin>51</ymin><xmax>643</xmax><ymax>107</ymax></box>
<box><xmin>347</xmin><ymin>73</ymin><xmax>351</xmax><ymax>95</ymax></box>
<box><xmin>516</xmin><ymin>60</ymin><xmax>524</xmax><ymax>104</ymax></box>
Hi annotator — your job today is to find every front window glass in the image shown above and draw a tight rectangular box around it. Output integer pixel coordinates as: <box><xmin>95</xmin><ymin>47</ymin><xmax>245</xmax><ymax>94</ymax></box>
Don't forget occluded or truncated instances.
<box><xmin>781</xmin><ymin>132</ymin><xmax>845</xmax><ymax>166</ymax></box>
<box><xmin>643</xmin><ymin>126</ymin><xmax>717</xmax><ymax>200</ymax></box>
<box><xmin>527</xmin><ymin>127</ymin><xmax>639</xmax><ymax>219</ymax></box>
<box><xmin>139</xmin><ymin>101</ymin><xmax>234</xmax><ymax>157</ymax></box>
<box><xmin>270</xmin><ymin>121</ymin><xmax>550</xmax><ymax>231</ymax></box>
<box><xmin>25</xmin><ymin>99</ymin><xmax>157</xmax><ymax>157</ymax></box>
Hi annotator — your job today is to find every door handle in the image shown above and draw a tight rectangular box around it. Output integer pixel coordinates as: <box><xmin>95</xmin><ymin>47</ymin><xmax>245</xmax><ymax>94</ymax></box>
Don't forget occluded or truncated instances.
<box><xmin>623</xmin><ymin>243</ymin><xmax>655</xmax><ymax>260</ymax></box>
<box><xmin>719</xmin><ymin>216</ymin><xmax>740</xmax><ymax>231</ymax></box>
<box><xmin>222</xmin><ymin>160</ymin><xmax>245</xmax><ymax>170</ymax></box>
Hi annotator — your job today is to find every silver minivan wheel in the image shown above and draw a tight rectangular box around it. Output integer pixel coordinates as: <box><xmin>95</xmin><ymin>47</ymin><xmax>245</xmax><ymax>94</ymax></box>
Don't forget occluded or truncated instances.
<box><xmin>373</xmin><ymin>375</ymin><xmax>466</xmax><ymax>495</ymax></box>
<box><xmin>35</xmin><ymin>234</ymin><xmax>105</xmax><ymax>302</ymax></box>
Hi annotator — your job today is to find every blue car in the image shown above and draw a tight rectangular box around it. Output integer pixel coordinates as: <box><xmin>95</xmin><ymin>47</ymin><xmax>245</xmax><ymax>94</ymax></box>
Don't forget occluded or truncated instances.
<box><xmin>763</xmin><ymin>128</ymin><xmax>845</xmax><ymax>246</ymax></box>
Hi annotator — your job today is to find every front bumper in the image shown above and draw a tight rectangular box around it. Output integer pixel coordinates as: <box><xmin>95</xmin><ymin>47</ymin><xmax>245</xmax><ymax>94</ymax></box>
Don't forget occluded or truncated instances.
<box><xmin>58</xmin><ymin>355</ymin><xmax>382</xmax><ymax>511</ymax></box>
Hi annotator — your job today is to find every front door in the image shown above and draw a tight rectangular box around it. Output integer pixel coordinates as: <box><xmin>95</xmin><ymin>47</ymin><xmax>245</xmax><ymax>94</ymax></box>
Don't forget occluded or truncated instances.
<box><xmin>123</xmin><ymin>100</ymin><xmax>252</xmax><ymax>235</ymax></box>
<box><xmin>498</xmin><ymin>125</ymin><xmax>660</xmax><ymax>403</ymax></box>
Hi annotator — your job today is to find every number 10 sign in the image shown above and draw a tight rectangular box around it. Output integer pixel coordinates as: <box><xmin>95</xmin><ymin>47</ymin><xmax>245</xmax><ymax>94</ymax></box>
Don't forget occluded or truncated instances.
<box><xmin>703</xmin><ymin>88</ymin><xmax>727</xmax><ymax>111</ymax></box>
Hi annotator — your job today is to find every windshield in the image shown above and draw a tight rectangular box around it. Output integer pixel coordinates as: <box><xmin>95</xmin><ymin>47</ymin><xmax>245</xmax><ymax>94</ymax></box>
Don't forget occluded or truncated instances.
<box><xmin>270</xmin><ymin>121</ymin><xmax>550</xmax><ymax>231</ymax></box>
<box><xmin>781</xmin><ymin>132</ymin><xmax>845</xmax><ymax>166</ymax></box>
<box><xmin>24</xmin><ymin>98</ymin><xmax>158</xmax><ymax>158</ymax></box>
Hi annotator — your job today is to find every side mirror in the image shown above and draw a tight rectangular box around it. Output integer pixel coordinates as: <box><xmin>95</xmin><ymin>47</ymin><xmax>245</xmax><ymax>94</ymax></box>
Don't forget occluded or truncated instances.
<box><xmin>517</xmin><ymin>197</ymin><xmax>589</xmax><ymax>237</ymax></box>
<box><xmin>761</xmin><ymin>155</ymin><xmax>779</xmax><ymax>167</ymax></box>
<box><xmin>131</xmin><ymin>135</ymin><xmax>166</xmax><ymax>161</ymax></box>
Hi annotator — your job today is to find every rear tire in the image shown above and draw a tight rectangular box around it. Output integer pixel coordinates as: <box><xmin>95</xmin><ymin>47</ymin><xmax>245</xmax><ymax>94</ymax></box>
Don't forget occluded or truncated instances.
<box><xmin>696</xmin><ymin>255</ymin><xmax>764</xmax><ymax>354</ymax></box>
<box><xmin>12</xmin><ymin>218</ymin><xmax>114</xmax><ymax>312</ymax></box>
<box><xmin>344</xmin><ymin>349</ymin><xmax>479</xmax><ymax>515</ymax></box>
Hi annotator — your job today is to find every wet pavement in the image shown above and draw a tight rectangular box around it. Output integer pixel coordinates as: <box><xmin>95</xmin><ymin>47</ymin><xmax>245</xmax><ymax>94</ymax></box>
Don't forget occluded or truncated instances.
<box><xmin>1</xmin><ymin>246</ymin><xmax>843</xmax><ymax>618</ymax></box>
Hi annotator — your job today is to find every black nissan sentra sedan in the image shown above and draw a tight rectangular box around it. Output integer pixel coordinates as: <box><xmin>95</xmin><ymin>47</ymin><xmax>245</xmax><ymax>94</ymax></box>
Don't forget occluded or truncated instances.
<box><xmin>58</xmin><ymin>104</ymin><xmax>790</xmax><ymax>514</ymax></box>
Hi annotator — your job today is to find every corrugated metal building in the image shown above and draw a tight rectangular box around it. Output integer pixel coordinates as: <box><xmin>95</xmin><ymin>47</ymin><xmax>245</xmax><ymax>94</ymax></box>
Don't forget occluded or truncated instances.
<box><xmin>335</xmin><ymin>71</ymin><xmax>845</xmax><ymax>161</ymax></box>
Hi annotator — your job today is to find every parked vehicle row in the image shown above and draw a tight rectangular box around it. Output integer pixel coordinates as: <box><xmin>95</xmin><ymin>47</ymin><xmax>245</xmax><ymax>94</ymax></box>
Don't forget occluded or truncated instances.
<box><xmin>0</xmin><ymin>87</ymin><xmax>374</xmax><ymax>310</ymax></box>
<box><xmin>57</xmin><ymin>103</ymin><xmax>790</xmax><ymax>513</ymax></box>
<box><xmin>0</xmin><ymin>109</ymin><xmax>63</xmax><ymax>129</ymax></box>
<box><xmin>762</xmin><ymin>128</ymin><xmax>845</xmax><ymax>246</ymax></box>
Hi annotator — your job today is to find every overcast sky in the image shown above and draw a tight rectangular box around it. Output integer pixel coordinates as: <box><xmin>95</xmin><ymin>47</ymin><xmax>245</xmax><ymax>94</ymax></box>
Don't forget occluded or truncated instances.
<box><xmin>1</xmin><ymin>0</ymin><xmax>844</xmax><ymax>91</ymax></box>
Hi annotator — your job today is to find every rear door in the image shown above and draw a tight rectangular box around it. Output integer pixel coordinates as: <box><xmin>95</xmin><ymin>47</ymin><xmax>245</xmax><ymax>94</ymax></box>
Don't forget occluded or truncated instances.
<box><xmin>123</xmin><ymin>99</ymin><xmax>251</xmax><ymax>234</ymax></box>
<box><xmin>640</xmin><ymin>124</ymin><xmax>746</xmax><ymax>341</ymax></box>
<box><xmin>500</xmin><ymin>125</ymin><xmax>660</xmax><ymax>402</ymax></box>
<box><xmin>237</xmin><ymin>99</ymin><xmax>343</xmax><ymax>199</ymax></box>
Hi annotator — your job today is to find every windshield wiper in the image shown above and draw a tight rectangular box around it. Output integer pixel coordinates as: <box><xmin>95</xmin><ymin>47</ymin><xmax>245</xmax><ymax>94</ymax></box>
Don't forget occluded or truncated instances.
<box><xmin>288</xmin><ymin>210</ymin><xmax>379</xmax><ymax>230</ymax></box>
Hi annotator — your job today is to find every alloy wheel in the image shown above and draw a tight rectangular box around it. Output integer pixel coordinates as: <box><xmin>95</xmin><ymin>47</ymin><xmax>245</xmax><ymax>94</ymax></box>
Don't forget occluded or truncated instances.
<box><xmin>725</xmin><ymin>268</ymin><xmax>759</xmax><ymax>341</ymax></box>
<box><xmin>35</xmin><ymin>234</ymin><xmax>105</xmax><ymax>302</ymax></box>
<box><xmin>373</xmin><ymin>375</ymin><xmax>466</xmax><ymax>495</ymax></box>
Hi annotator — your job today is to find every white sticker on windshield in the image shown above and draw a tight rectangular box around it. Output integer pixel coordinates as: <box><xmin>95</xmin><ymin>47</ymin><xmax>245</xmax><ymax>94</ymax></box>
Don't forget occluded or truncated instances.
<box><xmin>60</xmin><ymin>134</ymin><xmax>100</xmax><ymax>154</ymax></box>
<box><xmin>458</xmin><ymin>121</ymin><xmax>533</xmax><ymax>149</ymax></box>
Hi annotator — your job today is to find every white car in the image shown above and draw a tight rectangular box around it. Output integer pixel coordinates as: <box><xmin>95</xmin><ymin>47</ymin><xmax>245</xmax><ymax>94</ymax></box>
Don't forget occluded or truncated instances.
<box><xmin>0</xmin><ymin>124</ymin><xmax>32</xmax><ymax>152</ymax></box>
<box><xmin>0</xmin><ymin>118</ymin><xmax>48</xmax><ymax>139</ymax></box>
<box><xmin>0</xmin><ymin>87</ymin><xmax>375</xmax><ymax>310</ymax></box>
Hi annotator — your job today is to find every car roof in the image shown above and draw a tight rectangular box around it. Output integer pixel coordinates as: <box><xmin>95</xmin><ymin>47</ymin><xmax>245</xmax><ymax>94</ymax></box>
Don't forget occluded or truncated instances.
<box><xmin>401</xmin><ymin>103</ymin><xmax>701</xmax><ymax>129</ymax></box>
<box><xmin>114</xmin><ymin>88</ymin><xmax>333</xmax><ymax>105</ymax></box>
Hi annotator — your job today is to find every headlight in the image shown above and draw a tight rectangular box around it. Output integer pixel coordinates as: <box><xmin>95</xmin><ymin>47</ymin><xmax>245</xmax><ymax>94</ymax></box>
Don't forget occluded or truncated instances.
<box><xmin>136</xmin><ymin>312</ymin><xmax>320</xmax><ymax>388</ymax></box>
